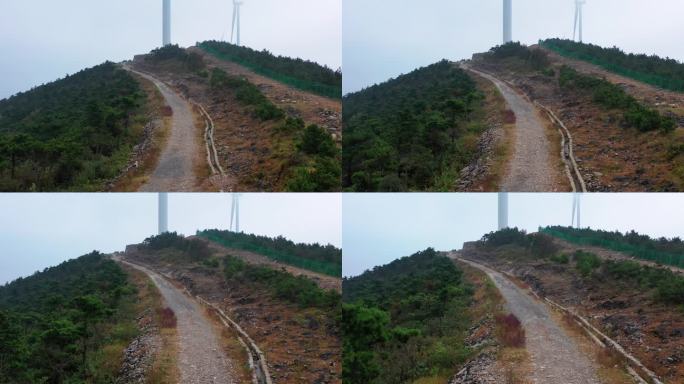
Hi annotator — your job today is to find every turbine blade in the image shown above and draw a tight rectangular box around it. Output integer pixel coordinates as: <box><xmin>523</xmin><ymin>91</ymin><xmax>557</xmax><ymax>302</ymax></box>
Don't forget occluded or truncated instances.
<box><xmin>573</xmin><ymin>6</ymin><xmax>578</xmax><ymax>41</ymax></box>
<box><xmin>231</xmin><ymin>7</ymin><xmax>237</xmax><ymax>43</ymax></box>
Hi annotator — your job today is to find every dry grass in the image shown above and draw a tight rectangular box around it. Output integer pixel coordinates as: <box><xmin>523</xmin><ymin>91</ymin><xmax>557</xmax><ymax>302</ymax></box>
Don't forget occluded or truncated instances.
<box><xmin>466</xmin><ymin>71</ymin><xmax>514</xmax><ymax>191</ymax></box>
<box><xmin>123</xmin><ymin>266</ymin><xmax>180</xmax><ymax>384</ymax></box>
<box><xmin>496</xmin><ymin>314</ymin><xmax>526</xmax><ymax>348</ymax></box>
<box><xmin>111</xmin><ymin>73</ymin><xmax>172</xmax><ymax>192</ymax></box>
<box><xmin>458</xmin><ymin>261</ymin><xmax>532</xmax><ymax>383</ymax></box>
<box><xmin>205</xmin><ymin>307</ymin><xmax>255</xmax><ymax>383</ymax></box>
<box><xmin>550</xmin><ymin>305</ymin><xmax>632</xmax><ymax>384</ymax></box>
<box><xmin>539</xmin><ymin>108</ymin><xmax>572</xmax><ymax>191</ymax></box>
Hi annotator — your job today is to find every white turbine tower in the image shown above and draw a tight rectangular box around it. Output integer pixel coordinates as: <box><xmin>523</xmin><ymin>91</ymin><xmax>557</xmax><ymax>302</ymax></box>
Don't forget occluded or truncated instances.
<box><xmin>163</xmin><ymin>0</ymin><xmax>171</xmax><ymax>46</ymax></box>
<box><xmin>158</xmin><ymin>193</ymin><xmax>169</xmax><ymax>234</ymax></box>
<box><xmin>573</xmin><ymin>0</ymin><xmax>586</xmax><ymax>42</ymax></box>
<box><xmin>503</xmin><ymin>0</ymin><xmax>513</xmax><ymax>43</ymax></box>
<box><xmin>231</xmin><ymin>0</ymin><xmax>244</xmax><ymax>46</ymax></box>
<box><xmin>229</xmin><ymin>193</ymin><xmax>241</xmax><ymax>232</ymax></box>
<box><xmin>571</xmin><ymin>193</ymin><xmax>582</xmax><ymax>228</ymax></box>
<box><xmin>498</xmin><ymin>193</ymin><xmax>509</xmax><ymax>230</ymax></box>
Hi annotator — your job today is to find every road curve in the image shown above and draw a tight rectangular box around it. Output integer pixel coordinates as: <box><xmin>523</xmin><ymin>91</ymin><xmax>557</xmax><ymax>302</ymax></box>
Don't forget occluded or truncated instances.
<box><xmin>118</xmin><ymin>258</ymin><xmax>238</xmax><ymax>384</ymax></box>
<box><xmin>464</xmin><ymin>66</ymin><xmax>560</xmax><ymax>192</ymax></box>
<box><xmin>456</xmin><ymin>256</ymin><xmax>601</xmax><ymax>384</ymax></box>
<box><xmin>126</xmin><ymin>67</ymin><xmax>200</xmax><ymax>191</ymax></box>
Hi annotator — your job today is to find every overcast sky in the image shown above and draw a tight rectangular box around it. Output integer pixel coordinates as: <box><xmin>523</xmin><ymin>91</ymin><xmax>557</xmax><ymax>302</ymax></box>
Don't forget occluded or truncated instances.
<box><xmin>0</xmin><ymin>193</ymin><xmax>341</xmax><ymax>285</ymax></box>
<box><xmin>0</xmin><ymin>0</ymin><xmax>341</xmax><ymax>99</ymax></box>
<box><xmin>343</xmin><ymin>193</ymin><xmax>684</xmax><ymax>277</ymax></box>
<box><xmin>343</xmin><ymin>0</ymin><xmax>684</xmax><ymax>94</ymax></box>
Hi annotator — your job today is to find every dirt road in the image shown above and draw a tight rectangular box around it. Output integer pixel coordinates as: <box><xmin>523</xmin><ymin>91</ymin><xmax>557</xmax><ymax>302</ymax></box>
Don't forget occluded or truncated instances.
<box><xmin>464</xmin><ymin>66</ymin><xmax>561</xmax><ymax>192</ymax></box>
<box><xmin>456</xmin><ymin>256</ymin><xmax>602</xmax><ymax>384</ymax></box>
<box><xmin>126</xmin><ymin>67</ymin><xmax>201</xmax><ymax>191</ymax></box>
<box><xmin>118</xmin><ymin>259</ymin><xmax>238</xmax><ymax>384</ymax></box>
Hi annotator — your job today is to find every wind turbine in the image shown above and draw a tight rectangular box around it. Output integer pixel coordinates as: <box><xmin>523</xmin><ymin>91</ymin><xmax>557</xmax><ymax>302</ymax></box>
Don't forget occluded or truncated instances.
<box><xmin>229</xmin><ymin>193</ymin><xmax>241</xmax><ymax>232</ymax></box>
<box><xmin>158</xmin><ymin>193</ymin><xmax>169</xmax><ymax>234</ymax></box>
<box><xmin>573</xmin><ymin>0</ymin><xmax>586</xmax><ymax>42</ymax></box>
<box><xmin>163</xmin><ymin>0</ymin><xmax>171</xmax><ymax>46</ymax></box>
<box><xmin>498</xmin><ymin>193</ymin><xmax>509</xmax><ymax>230</ymax></box>
<box><xmin>231</xmin><ymin>0</ymin><xmax>244</xmax><ymax>46</ymax></box>
<box><xmin>571</xmin><ymin>193</ymin><xmax>582</xmax><ymax>228</ymax></box>
<box><xmin>503</xmin><ymin>0</ymin><xmax>513</xmax><ymax>43</ymax></box>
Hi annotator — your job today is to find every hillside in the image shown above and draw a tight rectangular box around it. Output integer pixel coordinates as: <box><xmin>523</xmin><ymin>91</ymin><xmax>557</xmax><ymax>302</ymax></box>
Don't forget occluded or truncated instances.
<box><xmin>131</xmin><ymin>45</ymin><xmax>341</xmax><ymax>192</ymax></box>
<box><xmin>342</xmin><ymin>248</ymin><xmax>521</xmax><ymax>384</ymax></box>
<box><xmin>197</xmin><ymin>229</ymin><xmax>342</xmax><ymax>277</ymax></box>
<box><xmin>124</xmin><ymin>231</ymin><xmax>342</xmax><ymax>383</ymax></box>
<box><xmin>541</xmin><ymin>38</ymin><xmax>684</xmax><ymax>92</ymax></box>
<box><xmin>343</xmin><ymin>60</ymin><xmax>505</xmax><ymax>191</ymax></box>
<box><xmin>0</xmin><ymin>252</ymin><xmax>159</xmax><ymax>383</ymax></box>
<box><xmin>541</xmin><ymin>225</ymin><xmax>684</xmax><ymax>268</ymax></box>
<box><xmin>198</xmin><ymin>41</ymin><xmax>342</xmax><ymax>99</ymax></box>
<box><xmin>462</xmin><ymin>227</ymin><xmax>684</xmax><ymax>383</ymax></box>
<box><xmin>0</xmin><ymin>63</ymin><xmax>150</xmax><ymax>191</ymax></box>
<box><xmin>468</xmin><ymin>41</ymin><xmax>684</xmax><ymax>191</ymax></box>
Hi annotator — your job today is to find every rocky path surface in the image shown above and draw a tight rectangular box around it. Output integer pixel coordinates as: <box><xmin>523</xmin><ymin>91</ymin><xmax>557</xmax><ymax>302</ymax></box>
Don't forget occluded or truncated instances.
<box><xmin>125</xmin><ymin>66</ymin><xmax>201</xmax><ymax>192</ymax></box>
<box><xmin>455</xmin><ymin>256</ymin><xmax>602</xmax><ymax>384</ymax></box>
<box><xmin>118</xmin><ymin>259</ymin><xmax>237</xmax><ymax>384</ymax></box>
<box><xmin>463</xmin><ymin>65</ymin><xmax>561</xmax><ymax>192</ymax></box>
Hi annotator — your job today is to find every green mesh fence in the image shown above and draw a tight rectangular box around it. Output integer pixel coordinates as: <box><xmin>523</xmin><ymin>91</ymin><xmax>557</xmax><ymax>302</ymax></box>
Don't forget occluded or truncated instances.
<box><xmin>540</xmin><ymin>41</ymin><xmax>684</xmax><ymax>93</ymax></box>
<box><xmin>197</xmin><ymin>231</ymin><xmax>342</xmax><ymax>277</ymax></box>
<box><xmin>198</xmin><ymin>42</ymin><xmax>341</xmax><ymax>99</ymax></box>
<box><xmin>541</xmin><ymin>227</ymin><xmax>684</xmax><ymax>268</ymax></box>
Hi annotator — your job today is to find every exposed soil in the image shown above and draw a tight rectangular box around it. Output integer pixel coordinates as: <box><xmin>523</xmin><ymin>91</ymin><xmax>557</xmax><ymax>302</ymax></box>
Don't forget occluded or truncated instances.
<box><xmin>463</xmin><ymin>64</ymin><xmax>566</xmax><ymax>192</ymax></box>
<box><xmin>190</xmin><ymin>47</ymin><xmax>341</xmax><ymax>141</ymax></box>
<box><xmin>470</xmin><ymin>49</ymin><xmax>684</xmax><ymax>191</ymax></box>
<box><xmin>125</xmin><ymin>66</ymin><xmax>203</xmax><ymax>192</ymax></box>
<box><xmin>457</xmin><ymin>67</ymin><xmax>511</xmax><ymax>192</ymax></box>
<box><xmin>454</xmin><ymin>254</ymin><xmax>601</xmax><ymax>384</ymax></box>
<box><xmin>122</xmin><ymin>249</ymin><xmax>341</xmax><ymax>384</ymax></box>
<box><xmin>130</xmin><ymin>53</ymin><xmax>317</xmax><ymax>191</ymax></box>
<box><xmin>194</xmin><ymin>236</ymin><xmax>341</xmax><ymax>292</ymax></box>
<box><xmin>120</xmin><ymin>259</ymin><xmax>238</xmax><ymax>384</ymax></box>
<box><xmin>460</xmin><ymin>240</ymin><xmax>684</xmax><ymax>383</ymax></box>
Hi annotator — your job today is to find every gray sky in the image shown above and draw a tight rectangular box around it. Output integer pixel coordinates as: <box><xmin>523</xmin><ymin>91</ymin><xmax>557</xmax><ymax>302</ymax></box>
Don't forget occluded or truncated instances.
<box><xmin>343</xmin><ymin>193</ymin><xmax>684</xmax><ymax>277</ymax></box>
<box><xmin>0</xmin><ymin>193</ymin><xmax>341</xmax><ymax>285</ymax></box>
<box><xmin>343</xmin><ymin>0</ymin><xmax>684</xmax><ymax>94</ymax></box>
<box><xmin>0</xmin><ymin>0</ymin><xmax>341</xmax><ymax>99</ymax></box>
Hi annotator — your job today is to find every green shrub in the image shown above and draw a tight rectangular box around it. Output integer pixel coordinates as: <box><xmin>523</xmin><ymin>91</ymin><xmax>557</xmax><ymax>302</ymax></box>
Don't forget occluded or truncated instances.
<box><xmin>558</xmin><ymin>66</ymin><xmax>674</xmax><ymax>132</ymax></box>
<box><xmin>574</xmin><ymin>251</ymin><xmax>602</xmax><ymax>276</ymax></box>
<box><xmin>222</xmin><ymin>256</ymin><xmax>339</xmax><ymax>309</ymax></box>
<box><xmin>551</xmin><ymin>253</ymin><xmax>569</xmax><ymax>264</ymax></box>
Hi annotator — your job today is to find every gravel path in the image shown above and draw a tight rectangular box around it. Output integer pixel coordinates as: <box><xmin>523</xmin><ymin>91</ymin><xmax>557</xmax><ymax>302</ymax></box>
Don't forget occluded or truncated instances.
<box><xmin>458</xmin><ymin>257</ymin><xmax>602</xmax><ymax>384</ymax></box>
<box><xmin>119</xmin><ymin>259</ymin><xmax>238</xmax><ymax>384</ymax></box>
<box><xmin>126</xmin><ymin>67</ymin><xmax>200</xmax><ymax>192</ymax></box>
<box><xmin>465</xmin><ymin>66</ymin><xmax>559</xmax><ymax>192</ymax></box>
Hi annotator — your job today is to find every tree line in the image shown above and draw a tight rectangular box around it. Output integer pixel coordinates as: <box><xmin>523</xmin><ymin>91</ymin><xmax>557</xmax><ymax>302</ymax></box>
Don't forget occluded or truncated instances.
<box><xmin>487</xmin><ymin>42</ymin><xmax>675</xmax><ymax>133</ymax></box>
<box><xmin>541</xmin><ymin>38</ymin><xmax>684</xmax><ymax>92</ymax></box>
<box><xmin>0</xmin><ymin>252</ymin><xmax>136</xmax><ymax>383</ymax></box>
<box><xmin>343</xmin><ymin>60</ymin><xmax>487</xmax><ymax>191</ymax></box>
<box><xmin>197</xmin><ymin>229</ymin><xmax>342</xmax><ymax>277</ymax></box>
<box><xmin>480</xmin><ymin>227</ymin><xmax>684</xmax><ymax>306</ymax></box>
<box><xmin>0</xmin><ymin>63</ymin><xmax>146</xmax><ymax>191</ymax></box>
<box><xmin>199</xmin><ymin>41</ymin><xmax>341</xmax><ymax>99</ymax></box>
<box><xmin>342</xmin><ymin>248</ymin><xmax>474</xmax><ymax>383</ymax></box>
<box><xmin>541</xmin><ymin>226</ymin><xmax>684</xmax><ymax>268</ymax></box>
